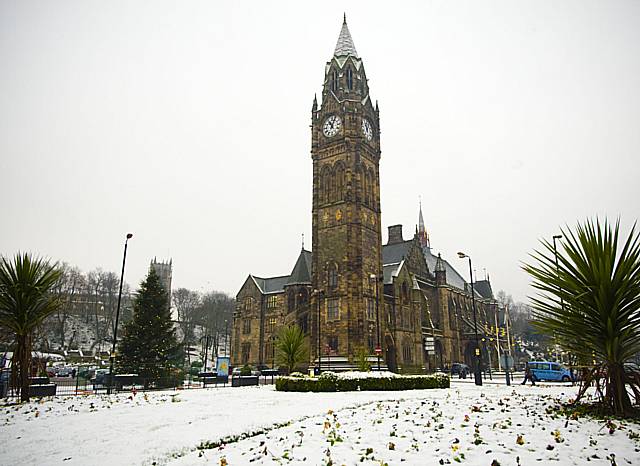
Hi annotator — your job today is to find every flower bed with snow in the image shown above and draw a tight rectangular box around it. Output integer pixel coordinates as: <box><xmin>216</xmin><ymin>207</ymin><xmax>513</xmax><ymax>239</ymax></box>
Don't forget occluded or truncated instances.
<box><xmin>276</xmin><ymin>371</ymin><xmax>449</xmax><ymax>392</ymax></box>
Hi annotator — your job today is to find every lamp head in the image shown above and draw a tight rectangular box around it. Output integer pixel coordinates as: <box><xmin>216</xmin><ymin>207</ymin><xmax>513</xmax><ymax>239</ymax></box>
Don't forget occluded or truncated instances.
<box><xmin>457</xmin><ymin>252</ymin><xmax>467</xmax><ymax>259</ymax></box>
<box><xmin>553</xmin><ymin>234</ymin><xmax>562</xmax><ymax>240</ymax></box>
<box><xmin>126</xmin><ymin>233</ymin><xmax>133</xmax><ymax>239</ymax></box>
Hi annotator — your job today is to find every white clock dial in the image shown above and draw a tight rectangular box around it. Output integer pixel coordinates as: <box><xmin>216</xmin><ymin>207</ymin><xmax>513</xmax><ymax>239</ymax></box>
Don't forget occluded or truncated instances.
<box><xmin>361</xmin><ymin>118</ymin><xmax>373</xmax><ymax>141</ymax></box>
<box><xmin>323</xmin><ymin>115</ymin><xmax>342</xmax><ymax>137</ymax></box>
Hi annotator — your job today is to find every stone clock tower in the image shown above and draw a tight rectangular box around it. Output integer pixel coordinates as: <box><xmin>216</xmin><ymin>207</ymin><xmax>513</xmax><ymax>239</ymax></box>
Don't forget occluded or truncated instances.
<box><xmin>311</xmin><ymin>17</ymin><xmax>383</xmax><ymax>365</ymax></box>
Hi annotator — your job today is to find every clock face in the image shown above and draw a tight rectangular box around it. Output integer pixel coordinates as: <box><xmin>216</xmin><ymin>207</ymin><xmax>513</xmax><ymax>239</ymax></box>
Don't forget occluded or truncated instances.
<box><xmin>323</xmin><ymin>115</ymin><xmax>342</xmax><ymax>137</ymax></box>
<box><xmin>361</xmin><ymin>118</ymin><xmax>373</xmax><ymax>141</ymax></box>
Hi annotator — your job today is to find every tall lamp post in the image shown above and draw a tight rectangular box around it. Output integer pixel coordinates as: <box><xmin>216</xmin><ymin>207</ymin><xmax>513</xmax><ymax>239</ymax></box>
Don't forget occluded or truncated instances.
<box><xmin>315</xmin><ymin>290</ymin><xmax>323</xmax><ymax>374</ymax></box>
<box><xmin>108</xmin><ymin>233</ymin><xmax>133</xmax><ymax>395</ymax></box>
<box><xmin>369</xmin><ymin>274</ymin><xmax>382</xmax><ymax>371</ymax></box>
<box><xmin>458</xmin><ymin>252</ymin><xmax>482</xmax><ymax>386</ymax></box>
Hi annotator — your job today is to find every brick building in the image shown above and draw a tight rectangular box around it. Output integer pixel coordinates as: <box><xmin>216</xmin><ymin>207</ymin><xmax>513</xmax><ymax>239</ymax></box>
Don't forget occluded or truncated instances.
<box><xmin>232</xmin><ymin>18</ymin><xmax>506</xmax><ymax>373</ymax></box>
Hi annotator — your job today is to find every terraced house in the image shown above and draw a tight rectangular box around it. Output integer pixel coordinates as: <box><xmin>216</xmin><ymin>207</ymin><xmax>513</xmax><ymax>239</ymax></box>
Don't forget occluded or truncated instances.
<box><xmin>232</xmin><ymin>18</ymin><xmax>507</xmax><ymax>373</ymax></box>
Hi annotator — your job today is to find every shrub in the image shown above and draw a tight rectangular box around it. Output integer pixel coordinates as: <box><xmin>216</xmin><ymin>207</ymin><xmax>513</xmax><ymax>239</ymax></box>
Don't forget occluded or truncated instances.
<box><xmin>354</xmin><ymin>346</ymin><xmax>372</xmax><ymax>372</ymax></box>
<box><xmin>240</xmin><ymin>364</ymin><xmax>252</xmax><ymax>376</ymax></box>
<box><xmin>276</xmin><ymin>372</ymin><xmax>449</xmax><ymax>392</ymax></box>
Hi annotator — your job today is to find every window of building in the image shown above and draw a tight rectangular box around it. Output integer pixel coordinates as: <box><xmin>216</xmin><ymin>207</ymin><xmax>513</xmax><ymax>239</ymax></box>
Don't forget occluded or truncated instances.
<box><xmin>288</xmin><ymin>290</ymin><xmax>295</xmax><ymax>311</ymax></box>
<box><xmin>327</xmin><ymin>298</ymin><xmax>339</xmax><ymax>320</ymax></box>
<box><xmin>402</xmin><ymin>342</ymin><xmax>412</xmax><ymax>364</ymax></box>
<box><xmin>368</xmin><ymin>333</ymin><xmax>375</xmax><ymax>352</ymax></box>
<box><xmin>335</xmin><ymin>163</ymin><xmax>345</xmax><ymax>200</ymax></box>
<box><xmin>331</xmin><ymin>70</ymin><xmax>338</xmax><ymax>92</ymax></box>
<box><xmin>241</xmin><ymin>343</ymin><xmax>251</xmax><ymax>364</ymax></box>
<box><xmin>242</xmin><ymin>318</ymin><xmax>251</xmax><ymax>334</ymax></box>
<box><xmin>298</xmin><ymin>315</ymin><xmax>308</xmax><ymax>334</ymax></box>
<box><xmin>401</xmin><ymin>282</ymin><xmax>410</xmax><ymax>305</ymax></box>
<box><xmin>328</xmin><ymin>263</ymin><xmax>338</xmax><ymax>290</ymax></box>
<box><xmin>267</xmin><ymin>317</ymin><xmax>277</xmax><ymax>333</ymax></box>
<box><xmin>328</xmin><ymin>335</ymin><xmax>338</xmax><ymax>352</ymax></box>
<box><xmin>243</xmin><ymin>297</ymin><xmax>254</xmax><ymax>312</ymax></box>
<box><xmin>299</xmin><ymin>289</ymin><xmax>308</xmax><ymax>306</ymax></box>
<box><xmin>346</xmin><ymin>68</ymin><xmax>353</xmax><ymax>90</ymax></box>
<box><xmin>367</xmin><ymin>298</ymin><xmax>375</xmax><ymax>321</ymax></box>
<box><xmin>267</xmin><ymin>295</ymin><xmax>278</xmax><ymax>309</ymax></box>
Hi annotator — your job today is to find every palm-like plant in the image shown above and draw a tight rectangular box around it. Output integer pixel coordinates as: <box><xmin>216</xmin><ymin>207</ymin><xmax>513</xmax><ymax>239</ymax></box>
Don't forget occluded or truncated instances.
<box><xmin>275</xmin><ymin>324</ymin><xmax>309</xmax><ymax>374</ymax></box>
<box><xmin>0</xmin><ymin>253</ymin><xmax>62</xmax><ymax>402</ymax></box>
<box><xmin>523</xmin><ymin>219</ymin><xmax>640</xmax><ymax>416</ymax></box>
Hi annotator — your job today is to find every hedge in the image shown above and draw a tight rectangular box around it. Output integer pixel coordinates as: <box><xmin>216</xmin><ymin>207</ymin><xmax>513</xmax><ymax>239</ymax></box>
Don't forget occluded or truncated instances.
<box><xmin>275</xmin><ymin>372</ymin><xmax>449</xmax><ymax>392</ymax></box>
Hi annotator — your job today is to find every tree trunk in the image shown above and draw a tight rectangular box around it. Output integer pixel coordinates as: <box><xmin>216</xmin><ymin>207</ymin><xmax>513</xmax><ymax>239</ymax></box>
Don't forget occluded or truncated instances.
<box><xmin>607</xmin><ymin>362</ymin><xmax>632</xmax><ymax>416</ymax></box>
<box><xmin>17</xmin><ymin>334</ymin><xmax>32</xmax><ymax>403</ymax></box>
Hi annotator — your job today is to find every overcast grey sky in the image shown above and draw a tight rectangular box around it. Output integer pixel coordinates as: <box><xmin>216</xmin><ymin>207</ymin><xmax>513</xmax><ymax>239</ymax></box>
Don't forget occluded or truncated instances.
<box><xmin>1</xmin><ymin>1</ymin><xmax>639</xmax><ymax>302</ymax></box>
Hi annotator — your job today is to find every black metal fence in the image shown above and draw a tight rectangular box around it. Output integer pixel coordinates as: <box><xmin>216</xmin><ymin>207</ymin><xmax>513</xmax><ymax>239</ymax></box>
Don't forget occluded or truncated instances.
<box><xmin>2</xmin><ymin>374</ymin><xmax>277</xmax><ymax>398</ymax></box>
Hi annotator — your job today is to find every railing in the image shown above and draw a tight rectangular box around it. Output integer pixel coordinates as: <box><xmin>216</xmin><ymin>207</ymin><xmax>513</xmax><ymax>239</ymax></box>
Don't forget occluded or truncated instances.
<box><xmin>1</xmin><ymin>373</ymin><xmax>277</xmax><ymax>398</ymax></box>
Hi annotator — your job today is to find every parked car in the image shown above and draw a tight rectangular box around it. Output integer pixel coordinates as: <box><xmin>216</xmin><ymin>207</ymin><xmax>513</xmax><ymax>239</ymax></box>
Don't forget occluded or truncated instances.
<box><xmin>450</xmin><ymin>363</ymin><xmax>470</xmax><ymax>378</ymax></box>
<box><xmin>528</xmin><ymin>361</ymin><xmax>575</xmax><ymax>382</ymax></box>
<box><xmin>91</xmin><ymin>369</ymin><xmax>111</xmax><ymax>386</ymax></box>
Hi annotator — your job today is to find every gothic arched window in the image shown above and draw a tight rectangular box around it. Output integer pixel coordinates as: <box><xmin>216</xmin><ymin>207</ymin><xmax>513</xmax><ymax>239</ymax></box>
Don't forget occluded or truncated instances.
<box><xmin>299</xmin><ymin>288</ymin><xmax>308</xmax><ymax>306</ymax></box>
<box><xmin>401</xmin><ymin>282</ymin><xmax>409</xmax><ymax>305</ymax></box>
<box><xmin>331</xmin><ymin>70</ymin><xmax>338</xmax><ymax>92</ymax></box>
<box><xmin>335</xmin><ymin>162</ymin><xmax>345</xmax><ymax>201</ymax></box>
<box><xmin>346</xmin><ymin>68</ymin><xmax>353</xmax><ymax>90</ymax></box>
<box><xmin>356</xmin><ymin>165</ymin><xmax>364</xmax><ymax>203</ymax></box>
<box><xmin>363</xmin><ymin>168</ymin><xmax>369</xmax><ymax>205</ymax></box>
<box><xmin>322</xmin><ymin>166</ymin><xmax>332</xmax><ymax>204</ymax></box>
<box><xmin>367</xmin><ymin>170</ymin><xmax>374</xmax><ymax>206</ymax></box>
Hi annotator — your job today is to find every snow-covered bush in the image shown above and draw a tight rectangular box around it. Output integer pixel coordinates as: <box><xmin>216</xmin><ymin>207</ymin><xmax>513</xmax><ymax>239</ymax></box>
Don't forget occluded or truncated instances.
<box><xmin>275</xmin><ymin>371</ymin><xmax>449</xmax><ymax>392</ymax></box>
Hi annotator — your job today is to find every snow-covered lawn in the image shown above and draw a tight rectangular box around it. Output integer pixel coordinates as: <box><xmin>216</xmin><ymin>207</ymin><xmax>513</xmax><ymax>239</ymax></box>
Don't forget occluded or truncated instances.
<box><xmin>0</xmin><ymin>381</ymin><xmax>638</xmax><ymax>465</ymax></box>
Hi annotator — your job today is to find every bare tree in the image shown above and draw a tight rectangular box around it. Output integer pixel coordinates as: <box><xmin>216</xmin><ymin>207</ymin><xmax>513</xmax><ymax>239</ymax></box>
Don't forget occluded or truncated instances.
<box><xmin>172</xmin><ymin>288</ymin><xmax>201</xmax><ymax>365</ymax></box>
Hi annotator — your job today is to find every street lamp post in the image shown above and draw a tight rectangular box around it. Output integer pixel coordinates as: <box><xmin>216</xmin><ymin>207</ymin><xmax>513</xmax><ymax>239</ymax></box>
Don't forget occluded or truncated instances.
<box><xmin>458</xmin><ymin>252</ymin><xmax>482</xmax><ymax>386</ymax></box>
<box><xmin>369</xmin><ymin>274</ymin><xmax>382</xmax><ymax>371</ymax></box>
<box><xmin>315</xmin><ymin>290</ymin><xmax>323</xmax><ymax>374</ymax></box>
<box><xmin>108</xmin><ymin>233</ymin><xmax>133</xmax><ymax>395</ymax></box>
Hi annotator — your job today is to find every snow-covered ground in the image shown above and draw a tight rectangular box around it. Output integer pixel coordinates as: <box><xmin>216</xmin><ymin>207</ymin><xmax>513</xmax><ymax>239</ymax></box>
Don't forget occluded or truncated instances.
<box><xmin>0</xmin><ymin>380</ymin><xmax>638</xmax><ymax>465</ymax></box>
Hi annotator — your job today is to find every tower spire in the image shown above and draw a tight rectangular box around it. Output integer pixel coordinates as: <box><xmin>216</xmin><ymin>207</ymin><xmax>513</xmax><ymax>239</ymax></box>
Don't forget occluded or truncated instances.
<box><xmin>417</xmin><ymin>197</ymin><xmax>430</xmax><ymax>249</ymax></box>
<box><xmin>334</xmin><ymin>15</ymin><xmax>358</xmax><ymax>58</ymax></box>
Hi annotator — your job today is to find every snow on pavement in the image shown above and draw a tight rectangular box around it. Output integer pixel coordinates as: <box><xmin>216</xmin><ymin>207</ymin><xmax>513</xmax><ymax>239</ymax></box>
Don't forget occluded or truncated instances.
<box><xmin>1</xmin><ymin>382</ymin><xmax>639</xmax><ymax>465</ymax></box>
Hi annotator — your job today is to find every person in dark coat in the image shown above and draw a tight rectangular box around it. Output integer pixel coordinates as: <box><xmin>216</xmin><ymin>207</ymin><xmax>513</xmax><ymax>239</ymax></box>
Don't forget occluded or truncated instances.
<box><xmin>521</xmin><ymin>362</ymin><xmax>535</xmax><ymax>386</ymax></box>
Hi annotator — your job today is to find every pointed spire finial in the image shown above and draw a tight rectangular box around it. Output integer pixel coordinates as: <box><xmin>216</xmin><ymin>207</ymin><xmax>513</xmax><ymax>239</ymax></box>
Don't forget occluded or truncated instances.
<box><xmin>334</xmin><ymin>15</ymin><xmax>358</xmax><ymax>57</ymax></box>
<box><xmin>301</xmin><ymin>233</ymin><xmax>305</xmax><ymax>251</ymax></box>
<box><xmin>344</xmin><ymin>12</ymin><xmax>347</xmax><ymax>24</ymax></box>
<box><xmin>312</xmin><ymin>94</ymin><xmax>317</xmax><ymax>112</ymax></box>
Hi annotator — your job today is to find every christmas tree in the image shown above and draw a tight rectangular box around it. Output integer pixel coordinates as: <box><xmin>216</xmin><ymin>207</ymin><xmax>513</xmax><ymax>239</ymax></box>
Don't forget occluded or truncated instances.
<box><xmin>117</xmin><ymin>268</ymin><xmax>181</xmax><ymax>382</ymax></box>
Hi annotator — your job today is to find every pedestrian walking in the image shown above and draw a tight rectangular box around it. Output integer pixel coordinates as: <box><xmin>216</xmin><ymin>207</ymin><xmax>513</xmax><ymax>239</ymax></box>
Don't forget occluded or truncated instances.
<box><xmin>521</xmin><ymin>362</ymin><xmax>535</xmax><ymax>386</ymax></box>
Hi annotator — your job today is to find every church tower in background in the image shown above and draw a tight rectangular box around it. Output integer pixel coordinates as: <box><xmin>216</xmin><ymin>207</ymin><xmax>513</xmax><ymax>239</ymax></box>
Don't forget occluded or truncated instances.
<box><xmin>311</xmin><ymin>16</ymin><xmax>383</xmax><ymax>363</ymax></box>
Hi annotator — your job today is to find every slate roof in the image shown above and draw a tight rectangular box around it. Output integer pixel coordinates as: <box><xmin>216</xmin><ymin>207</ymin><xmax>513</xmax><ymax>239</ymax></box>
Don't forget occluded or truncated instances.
<box><xmin>286</xmin><ymin>249</ymin><xmax>312</xmax><ymax>285</ymax></box>
<box><xmin>473</xmin><ymin>279</ymin><xmax>493</xmax><ymax>299</ymax></box>
<box><xmin>251</xmin><ymin>275</ymin><xmax>290</xmax><ymax>294</ymax></box>
<box><xmin>334</xmin><ymin>16</ymin><xmax>358</xmax><ymax>58</ymax></box>
<box><xmin>381</xmin><ymin>239</ymin><xmax>482</xmax><ymax>296</ymax></box>
<box><xmin>250</xmin><ymin>249</ymin><xmax>312</xmax><ymax>295</ymax></box>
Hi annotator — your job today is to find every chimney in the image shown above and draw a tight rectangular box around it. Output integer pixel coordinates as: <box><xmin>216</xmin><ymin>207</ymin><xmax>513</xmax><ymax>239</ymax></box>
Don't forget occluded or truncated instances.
<box><xmin>387</xmin><ymin>225</ymin><xmax>404</xmax><ymax>245</ymax></box>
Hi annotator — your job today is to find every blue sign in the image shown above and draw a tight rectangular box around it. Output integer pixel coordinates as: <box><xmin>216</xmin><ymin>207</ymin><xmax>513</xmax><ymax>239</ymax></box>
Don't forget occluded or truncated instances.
<box><xmin>216</xmin><ymin>357</ymin><xmax>230</xmax><ymax>376</ymax></box>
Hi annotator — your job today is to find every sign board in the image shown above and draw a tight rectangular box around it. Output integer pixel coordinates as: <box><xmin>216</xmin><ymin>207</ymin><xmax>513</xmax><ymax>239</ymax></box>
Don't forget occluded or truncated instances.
<box><xmin>423</xmin><ymin>337</ymin><xmax>435</xmax><ymax>352</ymax></box>
<box><xmin>216</xmin><ymin>357</ymin><xmax>230</xmax><ymax>376</ymax></box>
<box><xmin>499</xmin><ymin>354</ymin><xmax>514</xmax><ymax>370</ymax></box>
<box><xmin>374</xmin><ymin>345</ymin><xmax>382</xmax><ymax>356</ymax></box>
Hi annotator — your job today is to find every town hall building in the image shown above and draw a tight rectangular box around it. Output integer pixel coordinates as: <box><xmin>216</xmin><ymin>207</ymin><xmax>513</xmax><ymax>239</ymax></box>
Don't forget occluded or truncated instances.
<box><xmin>231</xmin><ymin>18</ymin><xmax>504</xmax><ymax>373</ymax></box>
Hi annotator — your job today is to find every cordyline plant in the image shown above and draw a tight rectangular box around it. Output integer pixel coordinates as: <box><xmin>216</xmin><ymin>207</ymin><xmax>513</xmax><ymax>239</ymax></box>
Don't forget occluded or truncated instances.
<box><xmin>523</xmin><ymin>219</ymin><xmax>640</xmax><ymax>417</ymax></box>
<box><xmin>275</xmin><ymin>324</ymin><xmax>308</xmax><ymax>374</ymax></box>
<box><xmin>0</xmin><ymin>253</ymin><xmax>62</xmax><ymax>402</ymax></box>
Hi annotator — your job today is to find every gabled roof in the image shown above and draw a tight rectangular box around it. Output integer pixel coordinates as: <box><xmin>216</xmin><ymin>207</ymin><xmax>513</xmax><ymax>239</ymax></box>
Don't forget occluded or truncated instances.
<box><xmin>473</xmin><ymin>279</ymin><xmax>494</xmax><ymax>300</ymax></box>
<box><xmin>382</xmin><ymin>240</ymin><xmax>412</xmax><ymax>265</ymax></box>
<box><xmin>334</xmin><ymin>16</ymin><xmax>358</xmax><ymax>58</ymax></box>
<box><xmin>251</xmin><ymin>275</ymin><xmax>290</xmax><ymax>294</ymax></box>
<box><xmin>422</xmin><ymin>247</ymin><xmax>469</xmax><ymax>292</ymax></box>
<box><xmin>286</xmin><ymin>249</ymin><xmax>312</xmax><ymax>285</ymax></box>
